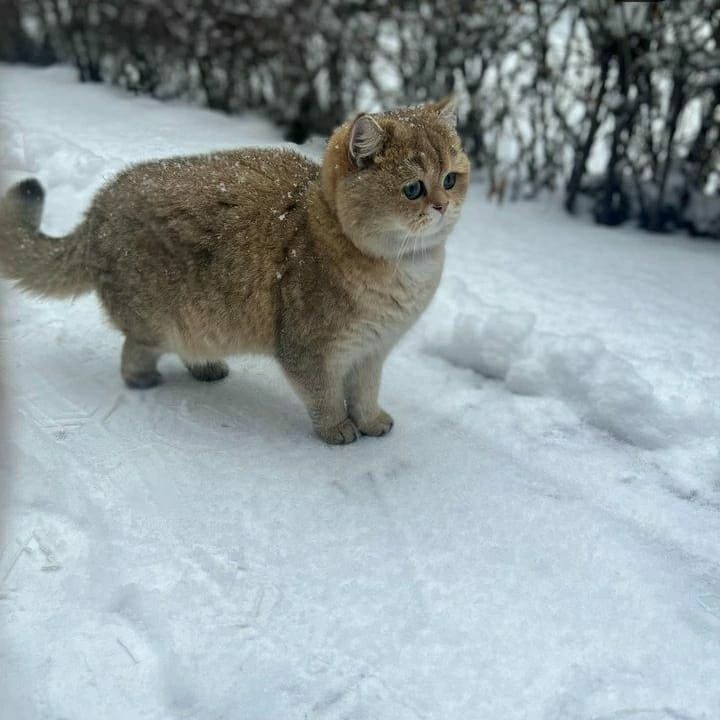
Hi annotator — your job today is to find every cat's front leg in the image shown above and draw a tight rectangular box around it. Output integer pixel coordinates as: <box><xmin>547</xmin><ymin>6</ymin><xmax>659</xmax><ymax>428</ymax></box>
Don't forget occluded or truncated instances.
<box><xmin>283</xmin><ymin>360</ymin><xmax>360</xmax><ymax>445</ymax></box>
<box><xmin>346</xmin><ymin>354</ymin><xmax>394</xmax><ymax>437</ymax></box>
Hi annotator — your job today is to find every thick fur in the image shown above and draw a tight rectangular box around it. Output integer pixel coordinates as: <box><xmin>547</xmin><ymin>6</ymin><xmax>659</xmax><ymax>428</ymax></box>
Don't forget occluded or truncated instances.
<box><xmin>0</xmin><ymin>99</ymin><xmax>470</xmax><ymax>443</ymax></box>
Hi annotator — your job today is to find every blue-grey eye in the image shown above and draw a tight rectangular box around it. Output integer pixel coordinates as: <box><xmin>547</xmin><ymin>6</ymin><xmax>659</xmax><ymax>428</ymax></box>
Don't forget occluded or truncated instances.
<box><xmin>403</xmin><ymin>180</ymin><xmax>425</xmax><ymax>200</ymax></box>
<box><xmin>443</xmin><ymin>172</ymin><xmax>457</xmax><ymax>190</ymax></box>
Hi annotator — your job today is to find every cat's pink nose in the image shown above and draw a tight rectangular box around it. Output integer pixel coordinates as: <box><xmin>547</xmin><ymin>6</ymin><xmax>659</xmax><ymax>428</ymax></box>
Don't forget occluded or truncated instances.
<box><xmin>432</xmin><ymin>201</ymin><xmax>448</xmax><ymax>214</ymax></box>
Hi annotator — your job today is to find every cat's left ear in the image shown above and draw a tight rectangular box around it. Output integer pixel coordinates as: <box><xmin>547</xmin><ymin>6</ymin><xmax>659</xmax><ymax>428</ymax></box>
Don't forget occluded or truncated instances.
<box><xmin>430</xmin><ymin>94</ymin><xmax>458</xmax><ymax>128</ymax></box>
<box><xmin>349</xmin><ymin>114</ymin><xmax>385</xmax><ymax>167</ymax></box>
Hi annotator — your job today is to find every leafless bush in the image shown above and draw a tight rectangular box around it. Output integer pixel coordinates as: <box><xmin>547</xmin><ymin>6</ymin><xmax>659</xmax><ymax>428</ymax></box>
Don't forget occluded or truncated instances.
<box><xmin>3</xmin><ymin>0</ymin><xmax>718</xmax><ymax>237</ymax></box>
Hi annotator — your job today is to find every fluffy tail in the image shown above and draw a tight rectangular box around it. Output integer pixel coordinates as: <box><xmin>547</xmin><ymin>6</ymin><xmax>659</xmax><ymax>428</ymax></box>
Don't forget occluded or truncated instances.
<box><xmin>0</xmin><ymin>178</ymin><xmax>94</xmax><ymax>298</ymax></box>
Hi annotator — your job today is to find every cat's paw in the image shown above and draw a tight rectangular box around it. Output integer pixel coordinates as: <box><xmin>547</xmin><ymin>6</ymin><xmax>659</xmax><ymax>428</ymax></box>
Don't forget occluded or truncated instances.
<box><xmin>317</xmin><ymin>418</ymin><xmax>360</xmax><ymax>445</ymax></box>
<box><xmin>356</xmin><ymin>410</ymin><xmax>394</xmax><ymax>437</ymax></box>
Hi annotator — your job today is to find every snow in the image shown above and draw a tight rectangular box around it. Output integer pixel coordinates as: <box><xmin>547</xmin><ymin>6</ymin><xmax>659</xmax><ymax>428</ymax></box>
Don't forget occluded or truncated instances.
<box><xmin>1</xmin><ymin>65</ymin><xmax>720</xmax><ymax>720</ymax></box>
<box><xmin>429</xmin><ymin>302</ymin><xmax>715</xmax><ymax>451</ymax></box>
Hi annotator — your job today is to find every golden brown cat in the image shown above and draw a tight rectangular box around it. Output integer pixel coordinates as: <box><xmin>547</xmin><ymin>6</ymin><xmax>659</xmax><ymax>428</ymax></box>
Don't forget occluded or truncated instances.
<box><xmin>0</xmin><ymin>97</ymin><xmax>469</xmax><ymax>443</ymax></box>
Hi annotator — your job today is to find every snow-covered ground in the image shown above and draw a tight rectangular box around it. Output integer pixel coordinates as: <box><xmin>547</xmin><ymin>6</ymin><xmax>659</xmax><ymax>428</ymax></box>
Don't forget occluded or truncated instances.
<box><xmin>1</xmin><ymin>66</ymin><xmax>719</xmax><ymax>720</ymax></box>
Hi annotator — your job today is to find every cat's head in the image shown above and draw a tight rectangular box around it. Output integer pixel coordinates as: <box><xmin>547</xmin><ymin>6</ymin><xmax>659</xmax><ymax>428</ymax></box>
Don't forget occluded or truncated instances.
<box><xmin>321</xmin><ymin>97</ymin><xmax>470</xmax><ymax>260</ymax></box>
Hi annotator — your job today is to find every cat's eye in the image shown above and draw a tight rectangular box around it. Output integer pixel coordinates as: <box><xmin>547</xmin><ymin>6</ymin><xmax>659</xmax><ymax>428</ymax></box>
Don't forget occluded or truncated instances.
<box><xmin>443</xmin><ymin>172</ymin><xmax>457</xmax><ymax>190</ymax></box>
<box><xmin>403</xmin><ymin>180</ymin><xmax>425</xmax><ymax>200</ymax></box>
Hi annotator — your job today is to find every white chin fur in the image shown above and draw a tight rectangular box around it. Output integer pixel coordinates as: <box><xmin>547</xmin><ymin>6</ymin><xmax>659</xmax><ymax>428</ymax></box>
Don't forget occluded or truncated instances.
<box><xmin>353</xmin><ymin>220</ymin><xmax>450</xmax><ymax>260</ymax></box>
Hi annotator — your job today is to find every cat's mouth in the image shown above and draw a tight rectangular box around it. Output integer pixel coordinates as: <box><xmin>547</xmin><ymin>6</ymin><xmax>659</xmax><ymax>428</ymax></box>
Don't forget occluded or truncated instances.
<box><xmin>409</xmin><ymin>207</ymin><xmax>456</xmax><ymax>236</ymax></box>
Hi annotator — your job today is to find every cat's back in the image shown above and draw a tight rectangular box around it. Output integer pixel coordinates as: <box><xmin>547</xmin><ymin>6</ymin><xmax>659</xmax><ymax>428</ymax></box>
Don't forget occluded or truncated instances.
<box><xmin>91</xmin><ymin>147</ymin><xmax>319</xmax><ymax>245</ymax></box>
<box><xmin>107</xmin><ymin>146</ymin><xmax>318</xmax><ymax>197</ymax></box>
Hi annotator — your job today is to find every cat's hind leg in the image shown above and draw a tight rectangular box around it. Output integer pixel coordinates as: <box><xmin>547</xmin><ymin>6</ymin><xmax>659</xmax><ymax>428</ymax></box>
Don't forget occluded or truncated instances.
<box><xmin>121</xmin><ymin>336</ymin><xmax>163</xmax><ymax>389</ymax></box>
<box><xmin>184</xmin><ymin>360</ymin><xmax>229</xmax><ymax>382</ymax></box>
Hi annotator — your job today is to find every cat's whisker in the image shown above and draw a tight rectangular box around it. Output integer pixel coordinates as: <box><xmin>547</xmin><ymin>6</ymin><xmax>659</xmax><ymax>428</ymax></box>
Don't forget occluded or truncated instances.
<box><xmin>393</xmin><ymin>232</ymin><xmax>412</xmax><ymax>273</ymax></box>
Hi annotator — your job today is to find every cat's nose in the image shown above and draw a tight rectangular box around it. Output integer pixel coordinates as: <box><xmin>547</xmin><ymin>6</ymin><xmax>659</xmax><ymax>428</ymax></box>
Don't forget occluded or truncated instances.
<box><xmin>432</xmin><ymin>201</ymin><xmax>448</xmax><ymax>215</ymax></box>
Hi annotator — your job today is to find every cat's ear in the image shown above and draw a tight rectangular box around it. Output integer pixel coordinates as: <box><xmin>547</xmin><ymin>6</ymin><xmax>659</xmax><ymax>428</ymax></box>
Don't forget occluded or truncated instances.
<box><xmin>349</xmin><ymin>114</ymin><xmax>385</xmax><ymax>167</ymax></box>
<box><xmin>431</xmin><ymin>94</ymin><xmax>458</xmax><ymax>128</ymax></box>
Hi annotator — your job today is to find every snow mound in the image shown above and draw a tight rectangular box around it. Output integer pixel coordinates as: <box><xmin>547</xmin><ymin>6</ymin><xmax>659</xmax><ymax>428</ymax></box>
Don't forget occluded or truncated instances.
<box><xmin>440</xmin><ymin>310</ymin><xmax>536</xmax><ymax>380</ymax></box>
<box><xmin>1</xmin><ymin>120</ymin><xmax>110</xmax><ymax>190</ymax></box>
<box><xmin>428</xmin><ymin>291</ymin><xmax>715</xmax><ymax>451</ymax></box>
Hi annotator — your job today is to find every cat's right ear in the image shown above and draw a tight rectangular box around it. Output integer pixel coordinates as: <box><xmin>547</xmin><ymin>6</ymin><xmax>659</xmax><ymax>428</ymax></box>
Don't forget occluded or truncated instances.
<box><xmin>349</xmin><ymin>114</ymin><xmax>385</xmax><ymax>167</ymax></box>
<box><xmin>431</xmin><ymin>94</ymin><xmax>459</xmax><ymax>128</ymax></box>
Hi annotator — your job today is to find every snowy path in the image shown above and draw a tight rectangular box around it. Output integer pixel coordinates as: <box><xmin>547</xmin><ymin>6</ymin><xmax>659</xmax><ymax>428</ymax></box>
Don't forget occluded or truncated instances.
<box><xmin>1</xmin><ymin>66</ymin><xmax>719</xmax><ymax>720</ymax></box>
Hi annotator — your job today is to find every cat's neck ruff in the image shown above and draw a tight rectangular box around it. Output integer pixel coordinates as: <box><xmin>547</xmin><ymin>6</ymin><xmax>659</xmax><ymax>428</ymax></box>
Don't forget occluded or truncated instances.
<box><xmin>397</xmin><ymin>242</ymin><xmax>444</xmax><ymax>280</ymax></box>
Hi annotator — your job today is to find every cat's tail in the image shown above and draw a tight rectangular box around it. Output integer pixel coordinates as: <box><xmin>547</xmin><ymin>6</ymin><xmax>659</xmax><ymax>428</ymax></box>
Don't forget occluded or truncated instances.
<box><xmin>0</xmin><ymin>178</ymin><xmax>94</xmax><ymax>298</ymax></box>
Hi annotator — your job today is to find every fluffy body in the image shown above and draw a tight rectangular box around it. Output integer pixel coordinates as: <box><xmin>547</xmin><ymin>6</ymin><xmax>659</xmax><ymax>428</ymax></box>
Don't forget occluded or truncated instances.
<box><xmin>0</xmin><ymin>100</ymin><xmax>469</xmax><ymax>443</ymax></box>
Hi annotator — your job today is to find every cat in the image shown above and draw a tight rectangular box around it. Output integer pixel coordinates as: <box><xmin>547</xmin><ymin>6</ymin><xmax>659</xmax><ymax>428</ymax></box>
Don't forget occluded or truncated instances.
<box><xmin>0</xmin><ymin>97</ymin><xmax>469</xmax><ymax>444</ymax></box>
